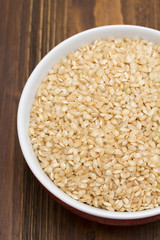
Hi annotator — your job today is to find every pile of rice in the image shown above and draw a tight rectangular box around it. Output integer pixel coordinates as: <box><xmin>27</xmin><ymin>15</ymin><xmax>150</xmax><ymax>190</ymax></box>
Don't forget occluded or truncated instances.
<box><xmin>29</xmin><ymin>38</ymin><xmax>160</xmax><ymax>212</ymax></box>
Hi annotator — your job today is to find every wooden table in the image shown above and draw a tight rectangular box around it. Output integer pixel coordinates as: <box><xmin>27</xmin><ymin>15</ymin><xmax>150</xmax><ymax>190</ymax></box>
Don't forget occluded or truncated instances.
<box><xmin>1</xmin><ymin>0</ymin><xmax>160</xmax><ymax>239</ymax></box>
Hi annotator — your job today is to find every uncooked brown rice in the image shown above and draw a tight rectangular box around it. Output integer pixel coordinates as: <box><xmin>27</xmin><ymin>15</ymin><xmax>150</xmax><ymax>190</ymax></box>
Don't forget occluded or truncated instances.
<box><xmin>29</xmin><ymin>38</ymin><xmax>160</xmax><ymax>212</ymax></box>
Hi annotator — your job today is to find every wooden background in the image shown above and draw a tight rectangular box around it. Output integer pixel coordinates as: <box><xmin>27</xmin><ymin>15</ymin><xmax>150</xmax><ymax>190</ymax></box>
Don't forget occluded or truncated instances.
<box><xmin>1</xmin><ymin>0</ymin><xmax>160</xmax><ymax>239</ymax></box>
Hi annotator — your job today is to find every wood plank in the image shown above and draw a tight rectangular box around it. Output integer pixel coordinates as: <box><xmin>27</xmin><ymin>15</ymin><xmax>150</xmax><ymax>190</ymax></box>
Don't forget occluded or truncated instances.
<box><xmin>94</xmin><ymin>0</ymin><xmax>123</xmax><ymax>26</ymax></box>
<box><xmin>67</xmin><ymin>0</ymin><xmax>95</xmax><ymax>36</ymax></box>
<box><xmin>0</xmin><ymin>0</ymin><xmax>24</xmax><ymax>239</ymax></box>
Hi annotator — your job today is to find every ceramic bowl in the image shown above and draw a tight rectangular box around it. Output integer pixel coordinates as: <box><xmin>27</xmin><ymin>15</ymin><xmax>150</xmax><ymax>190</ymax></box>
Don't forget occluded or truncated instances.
<box><xmin>17</xmin><ymin>25</ymin><xmax>160</xmax><ymax>225</ymax></box>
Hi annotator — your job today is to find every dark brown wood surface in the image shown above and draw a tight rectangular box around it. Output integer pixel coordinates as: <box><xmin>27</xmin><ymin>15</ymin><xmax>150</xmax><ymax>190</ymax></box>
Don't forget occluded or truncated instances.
<box><xmin>1</xmin><ymin>0</ymin><xmax>160</xmax><ymax>239</ymax></box>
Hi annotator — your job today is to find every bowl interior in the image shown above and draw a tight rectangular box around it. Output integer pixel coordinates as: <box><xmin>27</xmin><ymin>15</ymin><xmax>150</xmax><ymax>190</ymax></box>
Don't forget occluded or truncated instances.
<box><xmin>17</xmin><ymin>25</ymin><xmax>160</xmax><ymax>220</ymax></box>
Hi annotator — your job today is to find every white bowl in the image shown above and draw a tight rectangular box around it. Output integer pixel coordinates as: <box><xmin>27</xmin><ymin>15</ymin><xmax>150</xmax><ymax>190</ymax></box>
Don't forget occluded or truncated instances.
<box><xmin>17</xmin><ymin>25</ymin><xmax>160</xmax><ymax>225</ymax></box>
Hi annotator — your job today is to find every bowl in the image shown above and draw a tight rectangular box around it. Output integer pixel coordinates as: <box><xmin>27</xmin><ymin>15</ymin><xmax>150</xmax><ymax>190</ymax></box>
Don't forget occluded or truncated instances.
<box><xmin>17</xmin><ymin>25</ymin><xmax>160</xmax><ymax>225</ymax></box>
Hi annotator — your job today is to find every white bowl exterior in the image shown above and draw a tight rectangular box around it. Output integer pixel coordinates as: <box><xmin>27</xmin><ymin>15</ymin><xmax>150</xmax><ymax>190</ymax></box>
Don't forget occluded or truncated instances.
<box><xmin>17</xmin><ymin>25</ymin><xmax>160</xmax><ymax>220</ymax></box>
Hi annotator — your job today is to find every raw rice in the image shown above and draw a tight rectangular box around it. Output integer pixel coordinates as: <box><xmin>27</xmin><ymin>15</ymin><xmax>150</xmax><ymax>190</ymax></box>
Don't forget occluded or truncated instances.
<box><xmin>29</xmin><ymin>38</ymin><xmax>160</xmax><ymax>212</ymax></box>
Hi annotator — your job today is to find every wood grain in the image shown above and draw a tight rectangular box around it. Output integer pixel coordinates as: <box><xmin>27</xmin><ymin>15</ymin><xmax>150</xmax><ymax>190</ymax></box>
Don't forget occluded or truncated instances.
<box><xmin>1</xmin><ymin>0</ymin><xmax>160</xmax><ymax>239</ymax></box>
